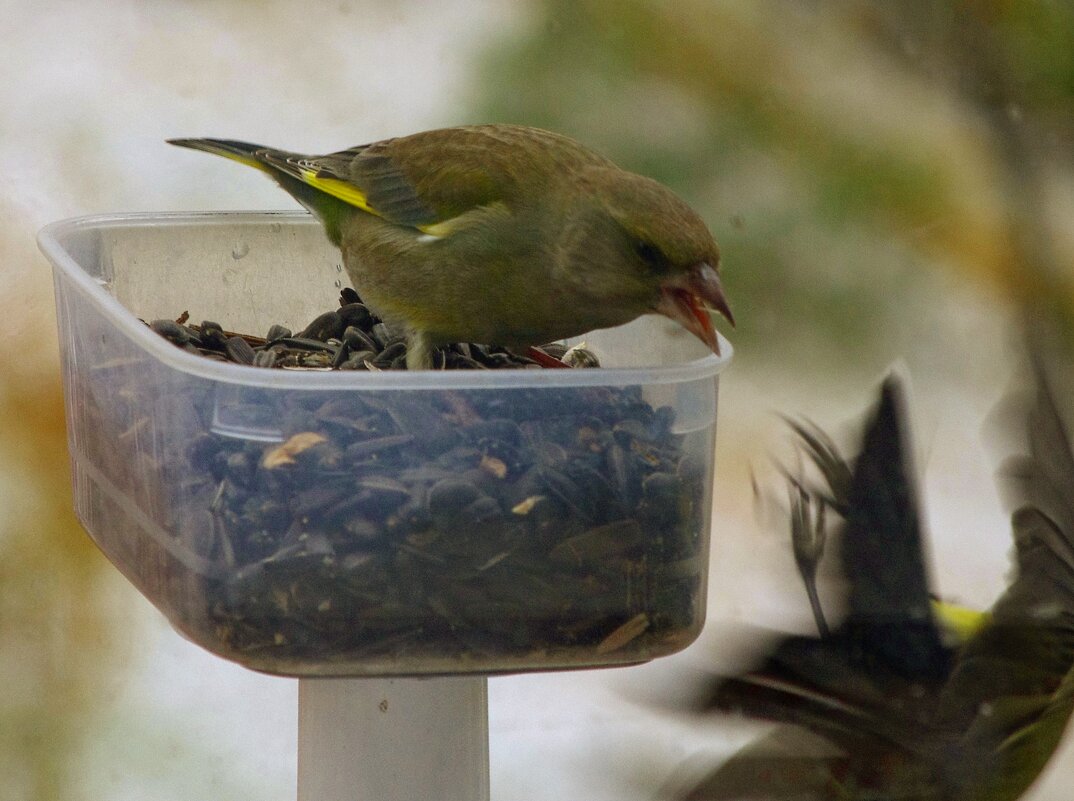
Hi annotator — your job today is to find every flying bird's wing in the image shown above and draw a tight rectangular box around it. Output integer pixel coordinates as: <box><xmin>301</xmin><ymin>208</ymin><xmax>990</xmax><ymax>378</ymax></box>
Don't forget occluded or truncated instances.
<box><xmin>683</xmin><ymin>377</ymin><xmax>953</xmax><ymax>799</ymax></box>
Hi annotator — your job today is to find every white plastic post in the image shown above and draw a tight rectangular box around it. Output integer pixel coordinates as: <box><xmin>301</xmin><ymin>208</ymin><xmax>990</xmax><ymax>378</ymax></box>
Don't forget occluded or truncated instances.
<box><xmin>297</xmin><ymin>677</ymin><xmax>490</xmax><ymax>801</ymax></box>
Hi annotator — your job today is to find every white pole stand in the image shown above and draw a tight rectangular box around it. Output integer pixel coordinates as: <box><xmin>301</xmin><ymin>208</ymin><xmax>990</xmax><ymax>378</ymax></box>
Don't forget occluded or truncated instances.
<box><xmin>297</xmin><ymin>676</ymin><xmax>490</xmax><ymax>801</ymax></box>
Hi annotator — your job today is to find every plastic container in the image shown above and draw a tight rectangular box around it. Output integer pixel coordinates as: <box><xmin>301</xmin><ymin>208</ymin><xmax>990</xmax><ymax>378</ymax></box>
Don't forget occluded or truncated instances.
<box><xmin>39</xmin><ymin>211</ymin><xmax>731</xmax><ymax>676</ymax></box>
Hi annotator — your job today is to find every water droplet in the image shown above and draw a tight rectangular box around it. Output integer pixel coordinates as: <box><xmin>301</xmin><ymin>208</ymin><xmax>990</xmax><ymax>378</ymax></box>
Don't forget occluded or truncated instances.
<box><xmin>231</xmin><ymin>242</ymin><xmax>250</xmax><ymax>260</ymax></box>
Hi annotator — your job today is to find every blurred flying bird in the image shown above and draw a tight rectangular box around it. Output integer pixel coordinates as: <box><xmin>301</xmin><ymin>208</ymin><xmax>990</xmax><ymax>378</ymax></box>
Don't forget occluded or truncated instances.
<box><xmin>672</xmin><ymin>352</ymin><xmax>1074</xmax><ymax>800</ymax></box>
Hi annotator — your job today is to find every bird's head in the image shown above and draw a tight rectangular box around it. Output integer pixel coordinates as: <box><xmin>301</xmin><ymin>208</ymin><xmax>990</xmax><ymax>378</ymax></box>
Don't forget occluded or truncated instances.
<box><xmin>572</xmin><ymin>167</ymin><xmax>734</xmax><ymax>355</ymax></box>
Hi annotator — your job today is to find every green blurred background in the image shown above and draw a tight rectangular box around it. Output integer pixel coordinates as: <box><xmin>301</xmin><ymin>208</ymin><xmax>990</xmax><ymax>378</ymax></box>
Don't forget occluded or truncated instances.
<box><xmin>3</xmin><ymin>1</ymin><xmax>1072</xmax><ymax>799</ymax></box>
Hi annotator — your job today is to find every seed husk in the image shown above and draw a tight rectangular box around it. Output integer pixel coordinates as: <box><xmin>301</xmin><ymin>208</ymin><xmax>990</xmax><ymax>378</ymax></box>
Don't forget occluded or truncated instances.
<box><xmin>224</xmin><ymin>336</ymin><xmax>257</xmax><ymax>365</ymax></box>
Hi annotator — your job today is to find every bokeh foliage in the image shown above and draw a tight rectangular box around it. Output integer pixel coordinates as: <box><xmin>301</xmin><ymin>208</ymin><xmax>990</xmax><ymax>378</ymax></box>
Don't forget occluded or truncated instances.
<box><xmin>0</xmin><ymin>268</ymin><xmax>125</xmax><ymax>801</ymax></box>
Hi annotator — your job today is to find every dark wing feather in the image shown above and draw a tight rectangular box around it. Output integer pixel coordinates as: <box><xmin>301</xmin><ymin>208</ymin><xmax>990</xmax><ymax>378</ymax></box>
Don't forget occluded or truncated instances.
<box><xmin>939</xmin><ymin>352</ymin><xmax>1074</xmax><ymax>725</ymax></box>
<box><xmin>298</xmin><ymin>124</ymin><xmax>612</xmax><ymax>228</ymax></box>
<box><xmin>839</xmin><ymin>377</ymin><xmax>952</xmax><ymax>683</ymax></box>
<box><xmin>681</xmin><ymin>377</ymin><xmax>955</xmax><ymax>800</ymax></box>
<box><xmin>313</xmin><ymin>144</ymin><xmax>441</xmax><ymax>228</ymax></box>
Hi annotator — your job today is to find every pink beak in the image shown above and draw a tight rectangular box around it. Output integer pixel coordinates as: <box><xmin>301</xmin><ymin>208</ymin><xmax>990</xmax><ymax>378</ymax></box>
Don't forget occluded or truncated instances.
<box><xmin>656</xmin><ymin>262</ymin><xmax>734</xmax><ymax>355</ymax></box>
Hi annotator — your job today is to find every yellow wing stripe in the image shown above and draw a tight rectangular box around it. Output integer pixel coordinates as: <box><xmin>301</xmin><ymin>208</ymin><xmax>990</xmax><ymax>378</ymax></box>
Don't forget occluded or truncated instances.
<box><xmin>416</xmin><ymin>219</ymin><xmax>455</xmax><ymax>237</ymax></box>
<box><xmin>932</xmin><ymin>599</ymin><xmax>990</xmax><ymax>645</ymax></box>
<box><xmin>415</xmin><ymin>200</ymin><xmax>510</xmax><ymax>238</ymax></box>
<box><xmin>297</xmin><ymin>169</ymin><xmax>460</xmax><ymax>237</ymax></box>
<box><xmin>298</xmin><ymin>171</ymin><xmax>377</xmax><ymax>215</ymax></box>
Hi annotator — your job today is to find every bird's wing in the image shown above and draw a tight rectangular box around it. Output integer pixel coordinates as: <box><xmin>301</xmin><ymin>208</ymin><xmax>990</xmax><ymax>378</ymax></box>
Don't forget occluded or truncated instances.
<box><xmin>677</xmin><ymin>378</ymin><xmax>956</xmax><ymax>800</ymax></box>
<box><xmin>935</xmin><ymin>351</ymin><xmax>1074</xmax><ymax>799</ymax></box>
<box><xmin>787</xmin><ymin>377</ymin><xmax>952</xmax><ymax>681</ymax></box>
<box><xmin>169</xmin><ymin>126</ymin><xmax>610</xmax><ymax>244</ymax></box>
<box><xmin>263</xmin><ymin>125</ymin><xmax>609</xmax><ymax>235</ymax></box>
<box><xmin>169</xmin><ymin>136</ymin><xmax>457</xmax><ymax>238</ymax></box>
<box><xmin>669</xmin><ymin>727</ymin><xmax>875</xmax><ymax>801</ymax></box>
<box><xmin>707</xmin><ymin>377</ymin><xmax>955</xmax><ymax>723</ymax></box>
<box><xmin>780</xmin><ymin>416</ymin><xmax>853</xmax><ymax>515</ymax></box>
<box><xmin>259</xmin><ymin>142</ymin><xmax>443</xmax><ymax>230</ymax></box>
<box><xmin>837</xmin><ymin>377</ymin><xmax>953</xmax><ymax>683</ymax></box>
<box><xmin>941</xmin><ymin>352</ymin><xmax>1074</xmax><ymax>712</ymax></box>
<box><xmin>994</xmin><ymin>352</ymin><xmax>1074</xmax><ymax>634</ymax></box>
<box><xmin>705</xmin><ymin>635</ymin><xmax>939</xmax><ymax>754</ymax></box>
<box><xmin>670</xmin><ymin>725</ymin><xmax>938</xmax><ymax>801</ymax></box>
<box><xmin>951</xmin><ymin>667</ymin><xmax>1074</xmax><ymax>801</ymax></box>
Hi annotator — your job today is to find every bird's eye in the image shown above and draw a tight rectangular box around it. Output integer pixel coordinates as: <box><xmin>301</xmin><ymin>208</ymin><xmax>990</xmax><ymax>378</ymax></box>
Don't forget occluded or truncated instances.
<box><xmin>634</xmin><ymin>240</ymin><xmax>665</xmax><ymax>266</ymax></box>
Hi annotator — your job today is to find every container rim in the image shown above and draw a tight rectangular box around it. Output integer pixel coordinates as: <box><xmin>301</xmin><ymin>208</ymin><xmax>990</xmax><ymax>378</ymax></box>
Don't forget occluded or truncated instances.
<box><xmin>38</xmin><ymin>211</ymin><xmax>732</xmax><ymax>390</ymax></box>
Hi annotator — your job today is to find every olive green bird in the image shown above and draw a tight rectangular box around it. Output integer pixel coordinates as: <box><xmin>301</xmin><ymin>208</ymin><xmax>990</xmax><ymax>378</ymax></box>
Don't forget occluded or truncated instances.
<box><xmin>674</xmin><ymin>355</ymin><xmax>1074</xmax><ymax>800</ymax></box>
<box><xmin>168</xmin><ymin>124</ymin><xmax>733</xmax><ymax>369</ymax></box>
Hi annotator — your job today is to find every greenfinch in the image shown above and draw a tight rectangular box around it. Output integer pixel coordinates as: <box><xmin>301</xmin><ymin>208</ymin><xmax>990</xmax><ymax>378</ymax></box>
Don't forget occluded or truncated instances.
<box><xmin>673</xmin><ymin>356</ymin><xmax>1074</xmax><ymax>800</ymax></box>
<box><xmin>168</xmin><ymin>124</ymin><xmax>733</xmax><ymax>369</ymax></box>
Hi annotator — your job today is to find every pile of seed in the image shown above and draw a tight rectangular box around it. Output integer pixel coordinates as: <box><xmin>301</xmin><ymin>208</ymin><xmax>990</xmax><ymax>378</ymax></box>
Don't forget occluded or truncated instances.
<box><xmin>124</xmin><ymin>288</ymin><xmax>707</xmax><ymax>675</ymax></box>
<box><xmin>172</xmin><ymin>379</ymin><xmax>708</xmax><ymax>673</ymax></box>
<box><xmin>147</xmin><ymin>287</ymin><xmax>598</xmax><ymax>371</ymax></box>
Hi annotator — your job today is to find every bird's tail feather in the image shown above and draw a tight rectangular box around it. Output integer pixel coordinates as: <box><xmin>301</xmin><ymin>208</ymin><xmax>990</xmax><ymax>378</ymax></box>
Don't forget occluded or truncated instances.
<box><xmin>167</xmin><ymin>138</ymin><xmax>274</xmax><ymax>173</ymax></box>
<box><xmin>167</xmin><ymin>137</ymin><xmax>349</xmax><ymax>244</ymax></box>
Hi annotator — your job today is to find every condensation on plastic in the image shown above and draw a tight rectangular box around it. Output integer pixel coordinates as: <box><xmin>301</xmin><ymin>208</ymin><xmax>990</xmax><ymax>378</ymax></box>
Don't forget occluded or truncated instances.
<box><xmin>39</xmin><ymin>212</ymin><xmax>731</xmax><ymax>676</ymax></box>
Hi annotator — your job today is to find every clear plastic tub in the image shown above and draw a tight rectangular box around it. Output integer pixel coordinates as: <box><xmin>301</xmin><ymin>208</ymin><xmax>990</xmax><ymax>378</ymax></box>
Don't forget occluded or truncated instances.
<box><xmin>39</xmin><ymin>212</ymin><xmax>731</xmax><ymax>676</ymax></box>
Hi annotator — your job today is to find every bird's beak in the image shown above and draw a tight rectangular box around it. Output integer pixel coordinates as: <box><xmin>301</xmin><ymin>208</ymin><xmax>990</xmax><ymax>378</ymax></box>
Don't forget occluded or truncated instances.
<box><xmin>656</xmin><ymin>262</ymin><xmax>735</xmax><ymax>356</ymax></box>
